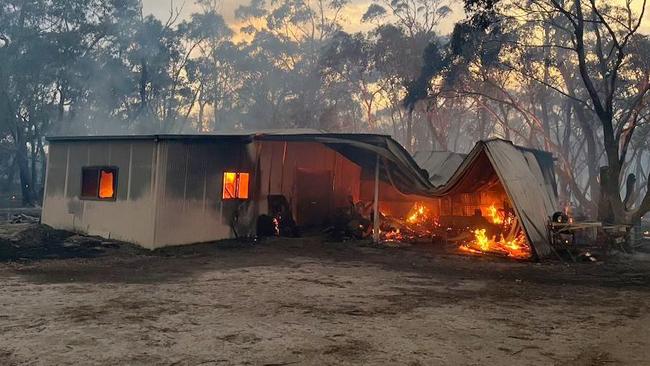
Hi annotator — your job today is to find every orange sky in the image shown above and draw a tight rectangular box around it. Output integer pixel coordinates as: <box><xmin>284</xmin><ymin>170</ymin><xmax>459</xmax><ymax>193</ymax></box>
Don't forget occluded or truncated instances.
<box><xmin>142</xmin><ymin>0</ymin><xmax>465</xmax><ymax>36</ymax></box>
<box><xmin>142</xmin><ymin>0</ymin><xmax>648</xmax><ymax>37</ymax></box>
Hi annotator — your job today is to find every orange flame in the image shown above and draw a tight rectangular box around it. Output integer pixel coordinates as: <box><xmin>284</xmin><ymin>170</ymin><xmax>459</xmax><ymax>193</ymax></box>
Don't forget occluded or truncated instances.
<box><xmin>377</xmin><ymin>201</ymin><xmax>530</xmax><ymax>260</ymax></box>
<box><xmin>379</xmin><ymin>202</ymin><xmax>439</xmax><ymax>243</ymax></box>
<box><xmin>383</xmin><ymin>229</ymin><xmax>401</xmax><ymax>241</ymax></box>
<box><xmin>487</xmin><ymin>205</ymin><xmax>503</xmax><ymax>224</ymax></box>
<box><xmin>461</xmin><ymin>228</ymin><xmax>530</xmax><ymax>259</ymax></box>
<box><xmin>98</xmin><ymin>170</ymin><xmax>115</xmax><ymax>199</ymax></box>
<box><xmin>406</xmin><ymin>202</ymin><xmax>429</xmax><ymax>224</ymax></box>
<box><xmin>473</xmin><ymin>229</ymin><xmax>491</xmax><ymax>251</ymax></box>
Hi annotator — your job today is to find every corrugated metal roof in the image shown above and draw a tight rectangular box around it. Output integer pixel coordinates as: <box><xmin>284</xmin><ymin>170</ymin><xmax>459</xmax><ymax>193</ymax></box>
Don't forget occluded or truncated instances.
<box><xmin>412</xmin><ymin>151</ymin><xmax>467</xmax><ymax>187</ymax></box>
<box><xmin>423</xmin><ymin>140</ymin><xmax>558</xmax><ymax>259</ymax></box>
<box><xmin>45</xmin><ymin>129</ymin><xmax>346</xmax><ymax>142</ymax></box>
<box><xmin>47</xmin><ymin>131</ymin><xmax>435</xmax><ymax>197</ymax></box>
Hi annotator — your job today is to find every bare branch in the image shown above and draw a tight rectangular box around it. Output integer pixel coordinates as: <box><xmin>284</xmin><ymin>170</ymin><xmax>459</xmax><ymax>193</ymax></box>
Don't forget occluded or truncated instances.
<box><xmin>500</xmin><ymin>62</ymin><xmax>592</xmax><ymax>109</ymax></box>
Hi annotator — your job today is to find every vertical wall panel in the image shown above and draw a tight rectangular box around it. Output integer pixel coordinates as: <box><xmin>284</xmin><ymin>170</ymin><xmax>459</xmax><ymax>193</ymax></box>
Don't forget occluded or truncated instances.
<box><xmin>42</xmin><ymin>140</ymin><xmax>157</xmax><ymax>247</ymax></box>
<box><xmin>87</xmin><ymin>142</ymin><xmax>110</xmax><ymax>166</ymax></box>
<box><xmin>45</xmin><ymin>144</ymin><xmax>67</xmax><ymax>197</ymax></box>
<box><xmin>65</xmin><ymin>143</ymin><xmax>88</xmax><ymax>199</ymax></box>
<box><xmin>110</xmin><ymin>142</ymin><xmax>131</xmax><ymax>202</ymax></box>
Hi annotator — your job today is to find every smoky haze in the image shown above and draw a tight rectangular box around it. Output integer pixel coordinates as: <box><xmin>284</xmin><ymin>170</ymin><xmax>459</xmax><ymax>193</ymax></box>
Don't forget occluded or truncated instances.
<box><xmin>0</xmin><ymin>0</ymin><xmax>649</xmax><ymax>223</ymax></box>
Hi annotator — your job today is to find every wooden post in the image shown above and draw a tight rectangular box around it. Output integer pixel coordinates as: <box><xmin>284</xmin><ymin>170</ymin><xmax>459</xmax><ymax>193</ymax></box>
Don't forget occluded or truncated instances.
<box><xmin>373</xmin><ymin>153</ymin><xmax>380</xmax><ymax>243</ymax></box>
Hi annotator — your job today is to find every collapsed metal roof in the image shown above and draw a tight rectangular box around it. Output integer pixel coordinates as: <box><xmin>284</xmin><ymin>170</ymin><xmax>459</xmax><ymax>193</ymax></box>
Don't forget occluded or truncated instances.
<box><xmin>420</xmin><ymin>140</ymin><xmax>559</xmax><ymax>259</ymax></box>
<box><xmin>412</xmin><ymin>151</ymin><xmax>467</xmax><ymax>187</ymax></box>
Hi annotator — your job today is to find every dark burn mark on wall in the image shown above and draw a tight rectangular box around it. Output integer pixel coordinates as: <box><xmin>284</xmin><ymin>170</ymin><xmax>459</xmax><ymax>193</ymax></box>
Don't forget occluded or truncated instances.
<box><xmin>110</xmin><ymin>142</ymin><xmax>131</xmax><ymax>201</ymax></box>
<box><xmin>163</xmin><ymin>142</ymin><xmax>188</xmax><ymax>200</ymax></box>
<box><xmin>185</xmin><ymin>143</ymin><xmax>208</xmax><ymax>201</ymax></box>
<box><xmin>67</xmin><ymin>199</ymin><xmax>83</xmax><ymax>219</ymax></box>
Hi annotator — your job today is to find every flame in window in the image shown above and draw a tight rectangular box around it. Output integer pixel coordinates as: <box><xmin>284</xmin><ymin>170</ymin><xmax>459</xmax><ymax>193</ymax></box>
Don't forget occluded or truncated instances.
<box><xmin>223</xmin><ymin>172</ymin><xmax>237</xmax><ymax>199</ymax></box>
<box><xmin>98</xmin><ymin>170</ymin><xmax>115</xmax><ymax>199</ymax></box>
<box><xmin>222</xmin><ymin>172</ymin><xmax>249</xmax><ymax>199</ymax></box>
<box><xmin>238</xmin><ymin>172</ymin><xmax>249</xmax><ymax>199</ymax></box>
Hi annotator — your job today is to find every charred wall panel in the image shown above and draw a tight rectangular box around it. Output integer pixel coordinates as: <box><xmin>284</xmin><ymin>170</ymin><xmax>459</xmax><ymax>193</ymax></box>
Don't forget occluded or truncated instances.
<box><xmin>185</xmin><ymin>143</ymin><xmax>207</xmax><ymax>201</ymax></box>
<box><xmin>258</xmin><ymin>141</ymin><xmax>282</xmax><ymax>198</ymax></box>
<box><xmin>268</xmin><ymin>142</ymin><xmax>286</xmax><ymax>194</ymax></box>
<box><xmin>203</xmin><ymin>143</ymin><xmax>221</xmax><ymax>210</ymax></box>
<box><xmin>110</xmin><ymin>142</ymin><xmax>131</xmax><ymax>202</ymax></box>
<box><xmin>333</xmin><ymin>153</ymin><xmax>361</xmax><ymax>207</ymax></box>
<box><xmin>258</xmin><ymin>141</ymin><xmax>362</xmax><ymax>225</ymax></box>
<box><xmin>153</xmin><ymin>140</ymin><xmax>255</xmax><ymax>247</ymax></box>
<box><xmin>164</xmin><ymin>142</ymin><xmax>188</xmax><ymax>199</ymax></box>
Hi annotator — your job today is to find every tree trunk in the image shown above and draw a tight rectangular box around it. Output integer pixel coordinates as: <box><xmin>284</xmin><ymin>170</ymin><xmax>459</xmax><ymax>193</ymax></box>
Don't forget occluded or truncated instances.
<box><xmin>2</xmin><ymin>155</ymin><xmax>17</xmax><ymax>192</ymax></box>
<box><xmin>57</xmin><ymin>83</ymin><xmax>66</xmax><ymax>133</ymax></box>
<box><xmin>477</xmin><ymin>104</ymin><xmax>486</xmax><ymax>141</ymax></box>
<box><xmin>30</xmin><ymin>133</ymin><xmax>37</xmax><ymax>194</ymax></box>
<box><xmin>623</xmin><ymin>173</ymin><xmax>636</xmax><ymax>210</ymax></box>
<box><xmin>198</xmin><ymin>101</ymin><xmax>205</xmax><ymax>131</ymax></box>
<box><xmin>597</xmin><ymin>167</ymin><xmax>615</xmax><ymax>224</ymax></box>
<box><xmin>539</xmin><ymin>24</ymin><xmax>552</xmax><ymax>150</ymax></box>
<box><xmin>139</xmin><ymin>59</ymin><xmax>148</xmax><ymax>111</ymax></box>
<box><xmin>15</xmin><ymin>127</ymin><xmax>34</xmax><ymax>206</ymax></box>
<box><xmin>573</xmin><ymin>103</ymin><xmax>600</xmax><ymax>216</ymax></box>
<box><xmin>406</xmin><ymin>111</ymin><xmax>413</xmax><ymax>153</ymax></box>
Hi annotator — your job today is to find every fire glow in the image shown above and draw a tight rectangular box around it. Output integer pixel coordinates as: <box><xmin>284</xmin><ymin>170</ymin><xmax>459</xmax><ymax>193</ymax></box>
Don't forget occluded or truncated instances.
<box><xmin>379</xmin><ymin>202</ymin><xmax>439</xmax><ymax>243</ymax></box>
<box><xmin>460</xmin><ymin>205</ymin><xmax>531</xmax><ymax>259</ymax></box>
<box><xmin>461</xmin><ymin>228</ymin><xmax>530</xmax><ymax>259</ymax></box>
<box><xmin>406</xmin><ymin>202</ymin><xmax>431</xmax><ymax>224</ymax></box>
<box><xmin>487</xmin><ymin>205</ymin><xmax>503</xmax><ymax>224</ymax></box>
<box><xmin>379</xmin><ymin>201</ymin><xmax>532</xmax><ymax>260</ymax></box>
<box><xmin>98</xmin><ymin>170</ymin><xmax>115</xmax><ymax>199</ymax></box>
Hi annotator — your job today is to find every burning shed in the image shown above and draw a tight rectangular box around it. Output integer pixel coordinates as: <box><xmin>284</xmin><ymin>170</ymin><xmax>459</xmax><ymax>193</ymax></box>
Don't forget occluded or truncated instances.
<box><xmin>41</xmin><ymin>132</ymin><xmax>557</xmax><ymax>259</ymax></box>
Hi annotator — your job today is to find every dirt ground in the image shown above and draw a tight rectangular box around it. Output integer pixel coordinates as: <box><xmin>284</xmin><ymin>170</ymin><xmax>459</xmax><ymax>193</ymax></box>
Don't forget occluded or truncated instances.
<box><xmin>1</xmin><ymin>226</ymin><xmax>650</xmax><ymax>366</ymax></box>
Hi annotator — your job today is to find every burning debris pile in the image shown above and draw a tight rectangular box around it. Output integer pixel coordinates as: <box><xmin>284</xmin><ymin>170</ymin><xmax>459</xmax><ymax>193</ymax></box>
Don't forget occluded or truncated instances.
<box><xmin>380</xmin><ymin>202</ymin><xmax>440</xmax><ymax>243</ymax></box>
<box><xmin>378</xmin><ymin>202</ymin><xmax>531</xmax><ymax>259</ymax></box>
<box><xmin>458</xmin><ymin>205</ymin><xmax>531</xmax><ymax>259</ymax></box>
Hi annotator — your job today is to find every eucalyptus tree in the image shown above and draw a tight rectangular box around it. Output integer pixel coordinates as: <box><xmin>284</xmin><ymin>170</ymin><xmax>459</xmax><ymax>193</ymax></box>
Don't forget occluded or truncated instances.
<box><xmin>234</xmin><ymin>0</ymin><xmax>349</xmax><ymax>128</ymax></box>
<box><xmin>360</xmin><ymin>0</ymin><xmax>455</xmax><ymax>151</ymax></box>
<box><xmin>481</xmin><ymin>0</ymin><xmax>649</xmax><ymax>223</ymax></box>
<box><xmin>320</xmin><ymin>31</ymin><xmax>381</xmax><ymax>130</ymax></box>
<box><xmin>407</xmin><ymin>0</ymin><xmax>649</xmax><ymax>222</ymax></box>
<box><xmin>179</xmin><ymin>1</ymin><xmax>235</xmax><ymax>131</ymax></box>
<box><xmin>0</xmin><ymin>0</ymin><xmax>140</xmax><ymax>204</ymax></box>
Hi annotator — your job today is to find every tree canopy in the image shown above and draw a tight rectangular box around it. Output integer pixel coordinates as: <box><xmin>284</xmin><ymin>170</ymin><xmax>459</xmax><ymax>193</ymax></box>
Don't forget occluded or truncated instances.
<box><xmin>0</xmin><ymin>0</ymin><xmax>648</xmax><ymax>223</ymax></box>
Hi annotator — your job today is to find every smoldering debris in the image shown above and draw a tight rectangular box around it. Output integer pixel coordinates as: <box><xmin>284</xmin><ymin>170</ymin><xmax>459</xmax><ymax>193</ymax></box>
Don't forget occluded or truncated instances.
<box><xmin>0</xmin><ymin>224</ymin><xmax>126</xmax><ymax>261</ymax></box>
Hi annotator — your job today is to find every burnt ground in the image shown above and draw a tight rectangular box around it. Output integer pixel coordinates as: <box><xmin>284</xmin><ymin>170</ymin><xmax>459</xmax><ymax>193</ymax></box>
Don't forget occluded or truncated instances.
<box><xmin>1</xmin><ymin>224</ymin><xmax>650</xmax><ymax>365</ymax></box>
